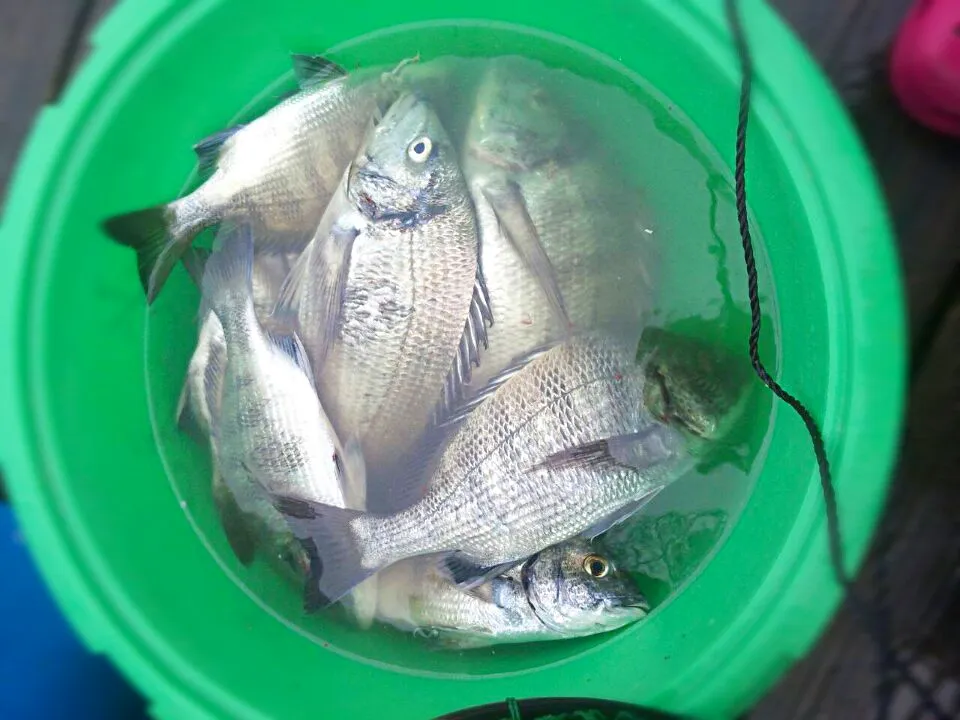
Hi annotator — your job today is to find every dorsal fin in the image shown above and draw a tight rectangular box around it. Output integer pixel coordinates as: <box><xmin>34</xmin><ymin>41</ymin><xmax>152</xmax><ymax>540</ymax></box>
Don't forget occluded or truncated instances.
<box><xmin>193</xmin><ymin>125</ymin><xmax>243</xmax><ymax>175</ymax></box>
<box><xmin>290</xmin><ymin>53</ymin><xmax>348</xmax><ymax>91</ymax></box>
<box><xmin>435</xmin><ymin>343</ymin><xmax>554</xmax><ymax>431</ymax></box>
<box><xmin>266</xmin><ymin>329</ymin><xmax>316</xmax><ymax>392</ymax></box>
<box><xmin>437</xmin><ymin>268</ymin><xmax>495</xmax><ymax>418</ymax></box>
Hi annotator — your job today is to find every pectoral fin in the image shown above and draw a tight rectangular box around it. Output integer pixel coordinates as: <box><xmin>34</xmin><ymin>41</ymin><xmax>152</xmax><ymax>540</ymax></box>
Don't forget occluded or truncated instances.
<box><xmin>266</xmin><ymin>329</ymin><xmax>316</xmax><ymax>392</ymax></box>
<box><xmin>528</xmin><ymin>425</ymin><xmax>685</xmax><ymax>475</ymax></box>
<box><xmin>290</xmin><ymin>53</ymin><xmax>348</xmax><ymax>91</ymax></box>
<box><xmin>441</xmin><ymin>554</ymin><xmax>520</xmax><ymax>590</ymax></box>
<box><xmin>273</xmin><ymin>223</ymin><xmax>357</xmax><ymax>369</ymax></box>
<box><xmin>481</xmin><ymin>179</ymin><xmax>571</xmax><ymax>329</ymax></box>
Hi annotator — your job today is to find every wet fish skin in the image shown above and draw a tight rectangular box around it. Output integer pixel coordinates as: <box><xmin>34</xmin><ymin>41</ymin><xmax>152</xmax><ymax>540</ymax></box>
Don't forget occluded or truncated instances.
<box><xmin>276</xmin><ymin>330</ymin><xmax>735</xmax><ymax>606</ymax></box>
<box><xmin>278</xmin><ymin>92</ymin><xmax>479</xmax><ymax>505</ymax></box>
<box><xmin>200</xmin><ymin>225</ymin><xmax>379</xmax><ymax>617</ymax></box>
<box><xmin>177</xmin><ymin>243</ymin><xmax>326</xmax><ymax>577</ymax></box>
<box><xmin>639</xmin><ymin>326</ymin><xmax>752</xmax><ymax>442</ymax></box>
<box><xmin>461</xmin><ymin>57</ymin><xmax>657</xmax><ymax>398</ymax></box>
<box><xmin>374</xmin><ymin>538</ymin><xmax>649</xmax><ymax>648</ymax></box>
<box><xmin>102</xmin><ymin>57</ymin><xmax>412</xmax><ymax>303</ymax></box>
<box><xmin>177</xmin><ymin>250</ymin><xmax>299</xmax><ymax>440</ymax></box>
<box><xmin>202</xmin><ymin>225</ymin><xmax>351</xmax><ymax>531</ymax></box>
<box><xmin>353</xmin><ymin>336</ymin><xmax>684</xmax><ymax>569</ymax></box>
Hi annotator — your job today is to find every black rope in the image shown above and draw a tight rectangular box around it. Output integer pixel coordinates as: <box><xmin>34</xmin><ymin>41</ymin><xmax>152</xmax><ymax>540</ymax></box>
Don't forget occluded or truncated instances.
<box><xmin>723</xmin><ymin>2</ymin><xmax>951</xmax><ymax>719</ymax></box>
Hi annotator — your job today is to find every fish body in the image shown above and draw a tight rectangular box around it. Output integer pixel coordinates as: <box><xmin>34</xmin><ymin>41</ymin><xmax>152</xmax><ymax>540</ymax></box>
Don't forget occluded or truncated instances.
<box><xmin>202</xmin><ymin>226</ymin><xmax>353</xmax><ymax>528</ymax></box>
<box><xmin>277</xmin><ymin>92</ymin><xmax>479</xmax><ymax>507</ymax></box>
<box><xmin>177</xmin><ymin>247</ymin><xmax>308</xmax><ymax>570</ymax></box>
<box><xmin>375</xmin><ymin>538</ymin><xmax>649</xmax><ymax>648</ymax></box>
<box><xmin>103</xmin><ymin>57</ymin><xmax>412</xmax><ymax>303</ymax></box>
<box><xmin>178</xmin><ymin>249</ymin><xmax>299</xmax><ymax>439</ymax></box>
<box><xmin>354</xmin><ymin>335</ymin><xmax>684</xmax><ymax>568</ymax></box>
<box><xmin>278</xmin><ymin>332</ymin><xmax>704</xmax><ymax>605</ymax></box>
<box><xmin>461</xmin><ymin>57</ymin><xmax>657</xmax><ymax>397</ymax></box>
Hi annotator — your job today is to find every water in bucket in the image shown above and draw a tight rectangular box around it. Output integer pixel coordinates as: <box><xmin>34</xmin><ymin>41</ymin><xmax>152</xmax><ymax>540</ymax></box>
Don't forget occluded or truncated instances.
<box><xmin>141</xmin><ymin>25</ymin><xmax>778</xmax><ymax>672</ymax></box>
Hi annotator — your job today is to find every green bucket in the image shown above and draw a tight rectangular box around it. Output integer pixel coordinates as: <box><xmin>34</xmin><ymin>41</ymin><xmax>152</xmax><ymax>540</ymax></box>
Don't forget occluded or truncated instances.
<box><xmin>0</xmin><ymin>0</ymin><xmax>904</xmax><ymax>717</ymax></box>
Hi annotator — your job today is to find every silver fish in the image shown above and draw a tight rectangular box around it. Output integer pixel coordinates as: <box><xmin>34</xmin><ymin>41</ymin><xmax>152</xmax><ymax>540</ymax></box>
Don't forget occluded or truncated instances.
<box><xmin>102</xmin><ymin>55</ymin><xmax>415</xmax><ymax>303</ymax></box>
<box><xmin>276</xmin><ymin>330</ymin><xmax>738</xmax><ymax>606</ymax></box>
<box><xmin>200</xmin><ymin>224</ymin><xmax>353</xmax><ymax>542</ymax></box>
<box><xmin>201</xmin><ymin>224</ymin><xmax>378</xmax><ymax>615</ymax></box>
<box><xmin>374</xmin><ymin>538</ymin><xmax>649</xmax><ymax>649</ymax></box>
<box><xmin>459</xmin><ymin>57</ymin><xmax>657</xmax><ymax>400</ymax></box>
<box><xmin>176</xmin><ymin>248</ymin><xmax>305</xmax><ymax>569</ymax></box>
<box><xmin>177</xmin><ymin>249</ymin><xmax>296</xmax><ymax>438</ymax></box>
<box><xmin>275</xmin><ymin>91</ymin><xmax>481</xmax><ymax>511</ymax></box>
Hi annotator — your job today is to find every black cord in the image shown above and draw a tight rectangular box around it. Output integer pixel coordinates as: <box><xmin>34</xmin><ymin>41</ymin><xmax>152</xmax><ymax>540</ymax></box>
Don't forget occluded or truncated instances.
<box><xmin>723</xmin><ymin>2</ymin><xmax>951</xmax><ymax>719</ymax></box>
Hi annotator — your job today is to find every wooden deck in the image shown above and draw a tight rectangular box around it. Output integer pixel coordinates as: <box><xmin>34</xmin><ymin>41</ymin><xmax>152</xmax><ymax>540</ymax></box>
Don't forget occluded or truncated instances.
<box><xmin>1</xmin><ymin>1</ymin><xmax>958</xmax><ymax>717</ymax></box>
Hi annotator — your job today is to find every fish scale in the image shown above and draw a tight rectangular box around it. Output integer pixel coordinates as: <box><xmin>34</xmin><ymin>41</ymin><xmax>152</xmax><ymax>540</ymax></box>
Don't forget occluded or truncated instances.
<box><xmin>320</xmin><ymin>172</ymin><xmax>478</xmax><ymax>474</ymax></box>
<box><xmin>202</xmin><ymin>231</ymin><xmax>350</xmax><ymax>531</ymax></box>
<box><xmin>372</xmin><ymin>538</ymin><xmax>648</xmax><ymax>648</ymax></box>
<box><xmin>278</xmin><ymin>92</ymin><xmax>480</xmax><ymax>513</ymax></box>
<box><xmin>103</xmin><ymin>58</ymin><xmax>413</xmax><ymax>302</ymax></box>
<box><xmin>349</xmin><ymin>335</ymin><xmax>688</xmax><ymax>573</ymax></box>
<box><xmin>460</xmin><ymin>57</ymin><xmax>657</xmax><ymax>403</ymax></box>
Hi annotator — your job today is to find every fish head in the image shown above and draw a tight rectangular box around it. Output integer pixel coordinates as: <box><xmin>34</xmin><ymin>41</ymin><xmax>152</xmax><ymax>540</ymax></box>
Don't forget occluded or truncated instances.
<box><xmin>523</xmin><ymin>538</ymin><xmax>650</xmax><ymax>636</ymax></box>
<box><xmin>348</xmin><ymin>91</ymin><xmax>460</xmax><ymax>225</ymax></box>
<box><xmin>639</xmin><ymin>327</ymin><xmax>751</xmax><ymax>443</ymax></box>
<box><xmin>465</xmin><ymin>59</ymin><xmax>569</xmax><ymax>172</ymax></box>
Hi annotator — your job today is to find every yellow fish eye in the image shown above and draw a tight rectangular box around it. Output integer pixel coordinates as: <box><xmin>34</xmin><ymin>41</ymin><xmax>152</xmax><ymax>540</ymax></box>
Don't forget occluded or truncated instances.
<box><xmin>583</xmin><ymin>554</ymin><xmax>610</xmax><ymax>578</ymax></box>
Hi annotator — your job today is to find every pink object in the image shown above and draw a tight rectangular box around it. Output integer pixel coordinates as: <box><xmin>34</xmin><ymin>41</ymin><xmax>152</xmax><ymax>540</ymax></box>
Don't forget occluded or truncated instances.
<box><xmin>890</xmin><ymin>0</ymin><xmax>960</xmax><ymax>137</ymax></box>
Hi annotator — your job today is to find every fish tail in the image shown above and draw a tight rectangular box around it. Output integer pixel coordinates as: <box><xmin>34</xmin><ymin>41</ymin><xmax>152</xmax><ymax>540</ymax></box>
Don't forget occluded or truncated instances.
<box><xmin>272</xmin><ymin>494</ymin><xmax>377</xmax><ymax>611</ymax></box>
<box><xmin>345</xmin><ymin>575</ymin><xmax>379</xmax><ymax>630</ymax></box>
<box><xmin>201</xmin><ymin>224</ymin><xmax>255</xmax><ymax>321</ymax></box>
<box><xmin>101</xmin><ymin>202</ymin><xmax>203</xmax><ymax>304</ymax></box>
<box><xmin>212</xmin><ymin>461</ymin><xmax>258</xmax><ymax>566</ymax></box>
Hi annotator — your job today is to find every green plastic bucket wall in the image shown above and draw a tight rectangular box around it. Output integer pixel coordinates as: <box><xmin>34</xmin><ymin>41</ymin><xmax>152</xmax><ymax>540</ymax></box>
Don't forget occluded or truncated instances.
<box><xmin>0</xmin><ymin>0</ymin><xmax>903</xmax><ymax>718</ymax></box>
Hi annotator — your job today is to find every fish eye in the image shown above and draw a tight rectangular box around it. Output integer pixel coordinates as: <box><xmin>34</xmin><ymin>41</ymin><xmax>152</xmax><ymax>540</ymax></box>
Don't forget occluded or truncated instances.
<box><xmin>583</xmin><ymin>554</ymin><xmax>610</xmax><ymax>578</ymax></box>
<box><xmin>407</xmin><ymin>136</ymin><xmax>432</xmax><ymax>163</ymax></box>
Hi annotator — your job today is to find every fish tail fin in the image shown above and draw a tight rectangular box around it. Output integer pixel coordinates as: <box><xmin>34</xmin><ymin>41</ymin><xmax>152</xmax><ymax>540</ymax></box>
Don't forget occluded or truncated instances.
<box><xmin>201</xmin><ymin>224</ymin><xmax>255</xmax><ymax>320</ymax></box>
<box><xmin>101</xmin><ymin>203</ymin><xmax>198</xmax><ymax>303</ymax></box>
<box><xmin>272</xmin><ymin>495</ymin><xmax>377</xmax><ymax>610</ymax></box>
<box><xmin>345</xmin><ymin>574</ymin><xmax>379</xmax><ymax>630</ymax></box>
<box><xmin>212</xmin><ymin>461</ymin><xmax>258</xmax><ymax>566</ymax></box>
<box><xmin>174</xmin><ymin>375</ymin><xmax>206</xmax><ymax>443</ymax></box>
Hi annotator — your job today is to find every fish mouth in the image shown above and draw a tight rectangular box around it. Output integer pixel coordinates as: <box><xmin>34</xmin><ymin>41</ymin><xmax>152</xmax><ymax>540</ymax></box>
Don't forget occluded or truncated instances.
<box><xmin>348</xmin><ymin>162</ymin><xmax>447</xmax><ymax>227</ymax></box>
<box><xmin>348</xmin><ymin>162</ymin><xmax>403</xmax><ymax>218</ymax></box>
<box><xmin>468</xmin><ymin>141</ymin><xmax>526</xmax><ymax>172</ymax></box>
<box><xmin>607</xmin><ymin>593</ymin><xmax>651</xmax><ymax>615</ymax></box>
<box><xmin>646</xmin><ymin>365</ymin><xmax>709</xmax><ymax>439</ymax></box>
<box><xmin>354</xmin><ymin>165</ymin><xmax>403</xmax><ymax>192</ymax></box>
<box><xmin>467</xmin><ymin>124</ymin><xmax>543</xmax><ymax>172</ymax></box>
